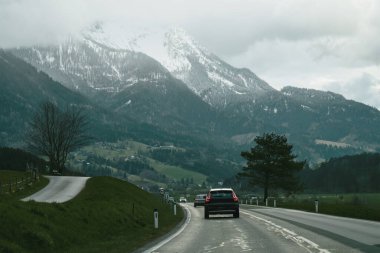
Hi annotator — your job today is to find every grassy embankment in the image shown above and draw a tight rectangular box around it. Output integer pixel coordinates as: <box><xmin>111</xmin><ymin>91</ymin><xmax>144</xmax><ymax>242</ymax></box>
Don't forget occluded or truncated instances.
<box><xmin>0</xmin><ymin>172</ymin><xmax>183</xmax><ymax>253</ymax></box>
<box><xmin>256</xmin><ymin>193</ymin><xmax>380</xmax><ymax>222</ymax></box>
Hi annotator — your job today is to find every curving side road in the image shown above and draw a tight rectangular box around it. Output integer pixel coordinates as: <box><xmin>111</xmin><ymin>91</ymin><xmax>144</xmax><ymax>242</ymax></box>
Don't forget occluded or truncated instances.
<box><xmin>22</xmin><ymin>176</ymin><xmax>90</xmax><ymax>203</ymax></box>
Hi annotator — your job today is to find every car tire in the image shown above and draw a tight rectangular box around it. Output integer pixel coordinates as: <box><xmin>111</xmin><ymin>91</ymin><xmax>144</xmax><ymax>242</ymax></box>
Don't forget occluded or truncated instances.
<box><xmin>194</xmin><ymin>204</ymin><xmax>197</xmax><ymax>207</ymax></box>
<box><xmin>204</xmin><ymin>208</ymin><xmax>209</xmax><ymax>219</ymax></box>
<box><xmin>233</xmin><ymin>209</ymin><xmax>239</xmax><ymax>218</ymax></box>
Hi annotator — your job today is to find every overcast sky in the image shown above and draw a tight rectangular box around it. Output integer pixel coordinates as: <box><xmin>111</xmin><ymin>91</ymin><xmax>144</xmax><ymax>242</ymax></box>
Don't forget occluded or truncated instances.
<box><xmin>1</xmin><ymin>0</ymin><xmax>380</xmax><ymax>109</ymax></box>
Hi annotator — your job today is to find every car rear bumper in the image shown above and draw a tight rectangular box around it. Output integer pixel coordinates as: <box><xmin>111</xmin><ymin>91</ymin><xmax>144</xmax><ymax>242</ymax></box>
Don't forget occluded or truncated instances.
<box><xmin>205</xmin><ymin>203</ymin><xmax>239</xmax><ymax>214</ymax></box>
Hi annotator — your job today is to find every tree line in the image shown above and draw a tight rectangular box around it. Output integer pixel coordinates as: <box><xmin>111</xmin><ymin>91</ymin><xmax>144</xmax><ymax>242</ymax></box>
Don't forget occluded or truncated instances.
<box><xmin>237</xmin><ymin>133</ymin><xmax>380</xmax><ymax>201</ymax></box>
<box><xmin>0</xmin><ymin>147</ymin><xmax>46</xmax><ymax>171</ymax></box>
<box><xmin>301</xmin><ymin>153</ymin><xmax>380</xmax><ymax>193</ymax></box>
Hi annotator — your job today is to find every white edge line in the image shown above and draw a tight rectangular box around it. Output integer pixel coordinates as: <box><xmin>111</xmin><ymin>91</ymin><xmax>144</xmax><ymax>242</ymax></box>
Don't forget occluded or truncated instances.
<box><xmin>143</xmin><ymin>205</ymin><xmax>192</xmax><ymax>253</ymax></box>
<box><xmin>241</xmin><ymin>210</ymin><xmax>331</xmax><ymax>253</ymax></box>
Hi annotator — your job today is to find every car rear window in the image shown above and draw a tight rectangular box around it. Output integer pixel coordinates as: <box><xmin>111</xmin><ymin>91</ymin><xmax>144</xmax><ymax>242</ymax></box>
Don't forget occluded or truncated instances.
<box><xmin>210</xmin><ymin>191</ymin><xmax>233</xmax><ymax>198</ymax></box>
<box><xmin>196</xmin><ymin>195</ymin><xmax>206</xmax><ymax>199</ymax></box>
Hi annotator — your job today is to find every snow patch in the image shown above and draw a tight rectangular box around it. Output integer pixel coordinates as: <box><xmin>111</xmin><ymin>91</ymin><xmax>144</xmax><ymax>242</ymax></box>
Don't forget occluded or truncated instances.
<box><xmin>207</xmin><ymin>71</ymin><xmax>235</xmax><ymax>88</ymax></box>
<box><xmin>315</xmin><ymin>139</ymin><xmax>351</xmax><ymax>148</ymax></box>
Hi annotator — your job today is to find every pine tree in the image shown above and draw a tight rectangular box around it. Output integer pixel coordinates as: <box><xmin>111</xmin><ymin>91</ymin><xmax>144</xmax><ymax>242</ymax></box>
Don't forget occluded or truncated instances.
<box><xmin>239</xmin><ymin>133</ymin><xmax>305</xmax><ymax>201</ymax></box>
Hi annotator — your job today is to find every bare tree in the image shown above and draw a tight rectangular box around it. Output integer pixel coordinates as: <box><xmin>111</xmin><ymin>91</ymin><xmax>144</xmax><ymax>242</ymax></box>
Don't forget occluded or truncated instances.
<box><xmin>26</xmin><ymin>101</ymin><xmax>91</xmax><ymax>174</ymax></box>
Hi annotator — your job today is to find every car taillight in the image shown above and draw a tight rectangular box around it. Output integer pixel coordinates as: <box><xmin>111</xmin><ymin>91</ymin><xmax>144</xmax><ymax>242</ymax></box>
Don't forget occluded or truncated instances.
<box><xmin>205</xmin><ymin>195</ymin><xmax>211</xmax><ymax>204</ymax></box>
<box><xmin>232</xmin><ymin>192</ymin><xmax>239</xmax><ymax>202</ymax></box>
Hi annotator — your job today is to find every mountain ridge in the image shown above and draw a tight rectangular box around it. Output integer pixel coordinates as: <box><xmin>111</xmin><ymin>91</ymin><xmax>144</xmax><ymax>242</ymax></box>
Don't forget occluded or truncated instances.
<box><xmin>6</xmin><ymin>24</ymin><xmax>380</xmax><ymax>165</ymax></box>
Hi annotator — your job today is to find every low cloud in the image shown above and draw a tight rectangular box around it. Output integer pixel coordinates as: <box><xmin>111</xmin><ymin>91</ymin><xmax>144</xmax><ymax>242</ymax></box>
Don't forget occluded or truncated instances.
<box><xmin>1</xmin><ymin>0</ymin><xmax>380</xmax><ymax>109</ymax></box>
<box><xmin>323</xmin><ymin>73</ymin><xmax>380</xmax><ymax>109</ymax></box>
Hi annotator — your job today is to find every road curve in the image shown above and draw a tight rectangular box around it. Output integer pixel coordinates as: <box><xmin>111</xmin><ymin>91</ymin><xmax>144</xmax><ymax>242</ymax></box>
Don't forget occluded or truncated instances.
<box><xmin>245</xmin><ymin>205</ymin><xmax>380</xmax><ymax>246</ymax></box>
<box><xmin>22</xmin><ymin>176</ymin><xmax>90</xmax><ymax>203</ymax></box>
<box><xmin>138</xmin><ymin>203</ymin><xmax>380</xmax><ymax>253</ymax></box>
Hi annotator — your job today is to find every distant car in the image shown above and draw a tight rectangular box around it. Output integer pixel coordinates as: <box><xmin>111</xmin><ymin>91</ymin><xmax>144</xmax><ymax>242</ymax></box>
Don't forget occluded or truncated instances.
<box><xmin>204</xmin><ymin>188</ymin><xmax>239</xmax><ymax>219</ymax></box>
<box><xmin>179</xmin><ymin>197</ymin><xmax>187</xmax><ymax>203</ymax></box>
<box><xmin>194</xmin><ymin>194</ymin><xmax>206</xmax><ymax>207</ymax></box>
<box><xmin>52</xmin><ymin>169</ymin><xmax>61</xmax><ymax>176</ymax></box>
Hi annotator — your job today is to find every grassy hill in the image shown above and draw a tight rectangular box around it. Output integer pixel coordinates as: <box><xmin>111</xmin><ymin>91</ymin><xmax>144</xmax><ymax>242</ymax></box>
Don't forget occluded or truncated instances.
<box><xmin>67</xmin><ymin>140</ymin><xmax>209</xmax><ymax>187</ymax></box>
<box><xmin>0</xmin><ymin>175</ymin><xmax>183</xmax><ymax>252</ymax></box>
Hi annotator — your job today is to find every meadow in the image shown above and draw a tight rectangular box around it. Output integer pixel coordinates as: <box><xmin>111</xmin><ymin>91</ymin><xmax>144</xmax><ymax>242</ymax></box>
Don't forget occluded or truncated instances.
<box><xmin>0</xmin><ymin>173</ymin><xmax>183</xmax><ymax>252</ymax></box>
<box><xmin>243</xmin><ymin>193</ymin><xmax>380</xmax><ymax>222</ymax></box>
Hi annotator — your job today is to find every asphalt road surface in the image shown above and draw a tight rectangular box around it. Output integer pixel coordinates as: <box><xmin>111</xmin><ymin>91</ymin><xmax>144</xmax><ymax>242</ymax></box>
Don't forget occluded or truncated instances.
<box><xmin>140</xmin><ymin>203</ymin><xmax>380</xmax><ymax>253</ymax></box>
<box><xmin>22</xmin><ymin>176</ymin><xmax>89</xmax><ymax>203</ymax></box>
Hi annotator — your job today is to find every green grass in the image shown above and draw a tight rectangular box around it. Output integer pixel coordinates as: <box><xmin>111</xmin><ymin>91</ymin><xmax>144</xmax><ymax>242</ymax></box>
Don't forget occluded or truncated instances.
<box><xmin>128</xmin><ymin>174</ymin><xmax>167</xmax><ymax>188</ymax></box>
<box><xmin>148</xmin><ymin>158</ymin><xmax>207</xmax><ymax>184</ymax></box>
<box><xmin>71</xmin><ymin>140</ymin><xmax>207</xmax><ymax>185</ymax></box>
<box><xmin>0</xmin><ymin>170</ymin><xmax>49</xmax><ymax>199</ymax></box>
<box><xmin>0</xmin><ymin>176</ymin><xmax>183</xmax><ymax>253</ymax></box>
<box><xmin>276</xmin><ymin>193</ymin><xmax>380</xmax><ymax>222</ymax></box>
<box><xmin>0</xmin><ymin>170</ymin><xmax>31</xmax><ymax>182</ymax></box>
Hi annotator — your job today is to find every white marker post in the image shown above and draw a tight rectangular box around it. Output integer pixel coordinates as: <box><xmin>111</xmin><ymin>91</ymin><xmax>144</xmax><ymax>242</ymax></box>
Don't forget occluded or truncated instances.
<box><xmin>266</xmin><ymin>198</ymin><xmax>268</xmax><ymax>207</ymax></box>
<box><xmin>256</xmin><ymin>199</ymin><xmax>259</xmax><ymax>206</ymax></box>
<box><xmin>315</xmin><ymin>200</ymin><xmax>319</xmax><ymax>213</ymax></box>
<box><xmin>274</xmin><ymin>199</ymin><xmax>277</xmax><ymax>208</ymax></box>
<box><xmin>154</xmin><ymin>208</ymin><xmax>159</xmax><ymax>229</ymax></box>
<box><xmin>174</xmin><ymin>204</ymin><xmax>177</xmax><ymax>216</ymax></box>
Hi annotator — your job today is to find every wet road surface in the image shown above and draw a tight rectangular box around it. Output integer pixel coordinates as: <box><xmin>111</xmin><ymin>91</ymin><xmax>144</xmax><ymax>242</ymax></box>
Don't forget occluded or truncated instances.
<box><xmin>22</xmin><ymin>176</ymin><xmax>89</xmax><ymax>203</ymax></box>
<box><xmin>140</xmin><ymin>203</ymin><xmax>380</xmax><ymax>253</ymax></box>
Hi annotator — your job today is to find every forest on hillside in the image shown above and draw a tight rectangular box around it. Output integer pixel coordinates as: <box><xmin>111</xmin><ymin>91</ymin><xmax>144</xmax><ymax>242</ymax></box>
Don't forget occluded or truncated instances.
<box><xmin>301</xmin><ymin>153</ymin><xmax>380</xmax><ymax>193</ymax></box>
<box><xmin>0</xmin><ymin>147</ymin><xmax>46</xmax><ymax>171</ymax></box>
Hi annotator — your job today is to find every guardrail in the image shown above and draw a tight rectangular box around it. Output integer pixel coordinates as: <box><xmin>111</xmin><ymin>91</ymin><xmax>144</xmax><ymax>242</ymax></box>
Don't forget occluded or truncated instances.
<box><xmin>241</xmin><ymin>197</ymin><xmax>277</xmax><ymax>207</ymax></box>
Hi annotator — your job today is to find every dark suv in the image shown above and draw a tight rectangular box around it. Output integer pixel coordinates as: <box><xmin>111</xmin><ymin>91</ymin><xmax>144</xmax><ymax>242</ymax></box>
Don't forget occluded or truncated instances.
<box><xmin>194</xmin><ymin>194</ymin><xmax>206</xmax><ymax>207</ymax></box>
<box><xmin>204</xmin><ymin>188</ymin><xmax>239</xmax><ymax>219</ymax></box>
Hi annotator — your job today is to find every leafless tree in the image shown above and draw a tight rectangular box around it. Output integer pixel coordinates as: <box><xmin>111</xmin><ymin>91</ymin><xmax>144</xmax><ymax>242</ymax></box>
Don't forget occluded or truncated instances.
<box><xmin>26</xmin><ymin>101</ymin><xmax>91</xmax><ymax>174</ymax></box>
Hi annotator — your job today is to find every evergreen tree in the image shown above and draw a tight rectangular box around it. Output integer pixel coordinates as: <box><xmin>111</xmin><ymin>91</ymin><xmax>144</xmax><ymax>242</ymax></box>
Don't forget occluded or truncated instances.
<box><xmin>239</xmin><ymin>133</ymin><xmax>305</xmax><ymax>201</ymax></box>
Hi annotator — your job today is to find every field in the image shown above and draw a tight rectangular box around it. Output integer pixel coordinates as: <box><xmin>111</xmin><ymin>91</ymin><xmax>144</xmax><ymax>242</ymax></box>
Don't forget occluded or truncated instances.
<box><xmin>243</xmin><ymin>193</ymin><xmax>380</xmax><ymax>222</ymax></box>
<box><xmin>148</xmin><ymin>158</ymin><xmax>207</xmax><ymax>184</ymax></box>
<box><xmin>0</xmin><ymin>175</ymin><xmax>183</xmax><ymax>252</ymax></box>
<box><xmin>69</xmin><ymin>140</ymin><xmax>208</xmax><ymax>185</ymax></box>
<box><xmin>0</xmin><ymin>170</ymin><xmax>49</xmax><ymax>197</ymax></box>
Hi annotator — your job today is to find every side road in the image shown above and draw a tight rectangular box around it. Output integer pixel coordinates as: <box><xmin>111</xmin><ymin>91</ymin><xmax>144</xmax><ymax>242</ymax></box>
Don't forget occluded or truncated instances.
<box><xmin>22</xmin><ymin>176</ymin><xmax>89</xmax><ymax>203</ymax></box>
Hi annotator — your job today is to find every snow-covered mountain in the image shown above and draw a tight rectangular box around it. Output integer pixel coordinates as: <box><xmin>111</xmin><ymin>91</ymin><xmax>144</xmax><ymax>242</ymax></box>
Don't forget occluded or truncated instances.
<box><xmin>8</xmin><ymin>22</ymin><xmax>380</xmax><ymax>163</ymax></box>
<box><xmin>10</xmin><ymin>30</ymin><xmax>217</xmax><ymax>133</ymax></box>
<box><xmin>11</xmin><ymin>36</ymin><xmax>171</xmax><ymax>95</ymax></box>
<box><xmin>83</xmin><ymin>24</ymin><xmax>275</xmax><ymax>108</ymax></box>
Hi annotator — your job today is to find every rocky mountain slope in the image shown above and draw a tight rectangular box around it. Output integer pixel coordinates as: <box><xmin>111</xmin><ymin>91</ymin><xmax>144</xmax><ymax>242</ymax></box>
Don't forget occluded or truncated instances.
<box><xmin>83</xmin><ymin>25</ymin><xmax>275</xmax><ymax>109</ymax></box>
<box><xmin>8</xmin><ymin>24</ymin><xmax>380</xmax><ymax>164</ymax></box>
<box><xmin>0</xmin><ymin>50</ymin><xmax>92</xmax><ymax>146</ymax></box>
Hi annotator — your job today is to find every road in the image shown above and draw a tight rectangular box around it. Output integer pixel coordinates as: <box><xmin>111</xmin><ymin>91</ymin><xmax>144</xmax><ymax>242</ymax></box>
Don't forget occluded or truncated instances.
<box><xmin>22</xmin><ymin>176</ymin><xmax>89</xmax><ymax>203</ymax></box>
<box><xmin>140</xmin><ymin>203</ymin><xmax>380</xmax><ymax>253</ymax></box>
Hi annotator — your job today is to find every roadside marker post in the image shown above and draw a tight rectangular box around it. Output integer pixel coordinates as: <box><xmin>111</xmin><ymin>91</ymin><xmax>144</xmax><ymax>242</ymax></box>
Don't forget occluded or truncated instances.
<box><xmin>154</xmin><ymin>209</ymin><xmax>159</xmax><ymax>229</ymax></box>
<box><xmin>174</xmin><ymin>204</ymin><xmax>177</xmax><ymax>215</ymax></box>
<box><xmin>315</xmin><ymin>200</ymin><xmax>319</xmax><ymax>213</ymax></box>
<box><xmin>266</xmin><ymin>198</ymin><xmax>268</xmax><ymax>207</ymax></box>
<box><xmin>274</xmin><ymin>199</ymin><xmax>277</xmax><ymax>208</ymax></box>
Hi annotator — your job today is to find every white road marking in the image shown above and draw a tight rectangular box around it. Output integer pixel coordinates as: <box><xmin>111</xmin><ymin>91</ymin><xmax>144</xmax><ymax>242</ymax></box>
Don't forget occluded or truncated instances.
<box><xmin>241</xmin><ymin>210</ymin><xmax>331</xmax><ymax>253</ymax></box>
<box><xmin>143</xmin><ymin>205</ymin><xmax>192</xmax><ymax>253</ymax></box>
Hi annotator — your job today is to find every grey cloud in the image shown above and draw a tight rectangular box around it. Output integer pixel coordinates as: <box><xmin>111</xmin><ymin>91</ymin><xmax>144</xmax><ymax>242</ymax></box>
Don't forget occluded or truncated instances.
<box><xmin>323</xmin><ymin>73</ymin><xmax>380</xmax><ymax>109</ymax></box>
<box><xmin>1</xmin><ymin>0</ymin><xmax>380</xmax><ymax>110</ymax></box>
